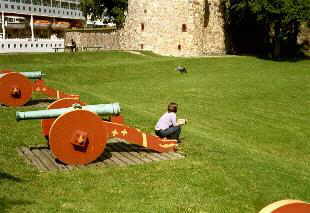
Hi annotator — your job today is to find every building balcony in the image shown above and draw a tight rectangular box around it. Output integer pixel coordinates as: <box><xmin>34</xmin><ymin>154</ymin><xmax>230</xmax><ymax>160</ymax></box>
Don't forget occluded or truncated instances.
<box><xmin>0</xmin><ymin>0</ymin><xmax>84</xmax><ymax>20</ymax></box>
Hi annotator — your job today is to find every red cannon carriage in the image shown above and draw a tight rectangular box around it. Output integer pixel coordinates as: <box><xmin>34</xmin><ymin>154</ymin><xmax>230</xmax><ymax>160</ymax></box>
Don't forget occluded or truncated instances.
<box><xmin>16</xmin><ymin>98</ymin><xmax>178</xmax><ymax>165</ymax></box>
<box><xmin>0</xmin><ymin>69</ymin><xmax>79</xmax><ymax>107</ymax></box>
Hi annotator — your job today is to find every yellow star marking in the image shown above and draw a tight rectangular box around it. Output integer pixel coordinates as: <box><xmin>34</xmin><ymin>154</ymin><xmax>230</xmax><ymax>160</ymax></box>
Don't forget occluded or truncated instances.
<box><xmin>111</xmin><ymin>129</ymin><xmax>119</xmax><ymax>137</ymax></box>
<box><xmin>121</xmin><ymin>129</ymin><xmax>128</xmax><ymax>136</ymax></box>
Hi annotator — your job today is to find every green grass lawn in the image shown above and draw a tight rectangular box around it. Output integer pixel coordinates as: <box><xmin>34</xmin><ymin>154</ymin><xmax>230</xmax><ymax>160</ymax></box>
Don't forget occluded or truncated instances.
<box><xmin>0</xmin><ymin>51</ymin><xmax>309</xmax><ymax>213</ymax></box>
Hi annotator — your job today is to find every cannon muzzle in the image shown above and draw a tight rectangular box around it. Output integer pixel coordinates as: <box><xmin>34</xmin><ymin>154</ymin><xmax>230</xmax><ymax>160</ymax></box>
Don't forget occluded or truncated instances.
<box><xmin>16</xmin><ymin>103</ymin><xmax>120</xmax><ymax>121</ymax></box>
<box><xmin>0</xmin><ymin>71</ymin><xmax>45</xmax><ymax>79</ymax></box>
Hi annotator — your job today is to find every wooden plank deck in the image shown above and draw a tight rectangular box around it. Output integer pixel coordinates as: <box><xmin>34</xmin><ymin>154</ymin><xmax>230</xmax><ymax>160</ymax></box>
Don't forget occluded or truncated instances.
<box><xmin>17</xmin><ymin>141</ymin><xmax>185</xmax><ymax>171</ymax></box>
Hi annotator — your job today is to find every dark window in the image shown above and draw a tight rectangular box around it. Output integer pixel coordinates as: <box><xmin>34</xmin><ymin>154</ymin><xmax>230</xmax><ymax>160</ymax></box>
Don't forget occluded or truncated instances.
<box><xmin>178</xmin><ymin>44</ymin><xmax>182</xmax><ymax>50</ymax></box>
<box><xmin>182</xmin><ymin>24</ymin><xmax>187</xmax><ymax>32</ymax></box>
<box><xmin>23</xmin><ymin>6</ymin><xmax>25</xmax><ymax>10</ymax></box>
<box><xmin>25</xmin><ymin>44</ymin><xmax>27</xmax><ymax>48</ymax></box>
<box><xmin>29</xmin><ymin>6</ymin><xmax>31</xmax><ymax>11</ymax></box>
<box><xmin>8</xmin><ymin>44</ymin><xmax>10</xmax><ymax>48</ymax></box>
<box><xmin>39</xmin><ymin>8</ymin><xmax>41</xmax><ymax>12</ymax></box>
<box><xmin>5</xmin><ymin>4</ymin><xmax>8</xmax><ymax>8</ymax></box>
<box><xmin>11</xmin><ymin>5</ymin><xmax>14</xmax><ymax>9</ymax></box>
<box><xmin>140</xmin><ymin>44</ymin><xmax>144</xmax><ymax>49</ymax></box>
<box><xmin>34</xmin><ymin>7</ymin><xmax>36</xmax><ymax>11</ymax></box>
<box><xmin>20</xmin><ymin>44</ymin><xmax>22</xmax><ymax>48</ymax></box>
<box><xmin>17</xmin><ymin>5</ymin><xmax>20</xmax><ymax>9</ymax></box>
<box><xmin>144</xmin><ymin>9</ymin><xmax>147</xmax><ymax>13</ymax></box>
<box><xmin>14</xmin><ymin>44</ymin><xmax>16</xmax><ymax>48</ymax></box>
<box><xmin>141</xmin><ymin>23</ymin><xmax>144</xmax><ymax>31</ymax></box>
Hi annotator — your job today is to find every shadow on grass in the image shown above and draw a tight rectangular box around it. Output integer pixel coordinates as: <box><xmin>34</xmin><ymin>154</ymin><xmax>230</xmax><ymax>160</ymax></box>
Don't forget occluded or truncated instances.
<box><xmin>0</xmin><ymin>197</ymin><xmax>33</xmax><ymax>213</ymax></box>
<box><xmin>0</xmin><ymin>171</ymin><xmax>22</xmax><ymax>182</ymax></box>
<box><xmin>24</xmin><ymin>98</ymin><xmax>55</xmax><ymax>107</ymax></box>
<box><xmin>258</xmin><ymin>54</ymin><xmax>310</xmax><ymax>62</ymax></box>
<box><xmin>239</xmin><ymin>52</ymin><xmax>310</xmax><ymax>62</ymax></box>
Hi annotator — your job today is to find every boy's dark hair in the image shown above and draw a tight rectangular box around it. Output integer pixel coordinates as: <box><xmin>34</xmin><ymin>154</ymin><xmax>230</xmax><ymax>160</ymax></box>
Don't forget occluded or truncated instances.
<box><xmin>168</xmin><ymin>102</ymin><xmax>178</xmax><ymax>113</ymax></box>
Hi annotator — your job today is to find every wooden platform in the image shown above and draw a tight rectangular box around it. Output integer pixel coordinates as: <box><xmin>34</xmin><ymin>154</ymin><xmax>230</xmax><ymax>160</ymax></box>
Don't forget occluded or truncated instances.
<box><xmin>17</xmin><ymin>141</ymin><xmax>185</xmax><ymax>171</ymax></box>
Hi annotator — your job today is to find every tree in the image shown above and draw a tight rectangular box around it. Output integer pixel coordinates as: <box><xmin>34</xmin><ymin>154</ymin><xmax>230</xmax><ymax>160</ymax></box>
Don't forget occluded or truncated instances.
<box><xmin>80</xmin><ymin>0</ymin><xmax>95</xmax><ymax>19</ymax></box>
<box><xmin>80</xmin><ymin>0</ymin><xmax>128</xmax><ymax>28</ymax></box>
<box><xmin>223</xmin><ymin>0</ymin><xmax>310</xmax><ymax>58</ymax></box>
<box><xmin>102</xmin><ymin>0</ymin><xmax>128</xmax><ymax>27</ymax></box>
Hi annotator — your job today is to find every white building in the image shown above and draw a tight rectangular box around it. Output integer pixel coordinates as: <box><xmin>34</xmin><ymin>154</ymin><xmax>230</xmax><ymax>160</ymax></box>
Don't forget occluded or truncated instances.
<box><xmin>0</xmin><ymin>0</ymin><xmax>84</xmax><ymax>53</ymax></box>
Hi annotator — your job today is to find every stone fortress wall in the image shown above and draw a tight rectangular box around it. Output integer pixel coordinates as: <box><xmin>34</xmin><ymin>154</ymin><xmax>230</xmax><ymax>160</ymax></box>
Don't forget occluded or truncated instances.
<box><xmin>65</xmin><ymin>0</ymin><xmax>227</xmax><ymax>56</ymax></box>
<box><xmin>120</xmin><ymin>0</ymin><xmax>226</xmax><ymax>56</ymax></box>
<box><xmin>65</xmin><ymin>0</ymin><xmax>309</xmax><ymax>56</ymax></box>
<box><xmin>65</xmin><ymin>30</ymin><xmax>121</xmax><ymax>50</ymax></box>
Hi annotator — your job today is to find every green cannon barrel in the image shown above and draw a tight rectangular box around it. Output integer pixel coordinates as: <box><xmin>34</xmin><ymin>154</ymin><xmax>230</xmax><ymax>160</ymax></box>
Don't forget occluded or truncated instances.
<box><xmin>16</xmin><ymin>103</ymin><xmax>121</xmax><ymax>121</ymax></box>
<box><xmin>0</xmin><ymin>71</ymin><xmax>45</xmax><ymax>79</ymax></box>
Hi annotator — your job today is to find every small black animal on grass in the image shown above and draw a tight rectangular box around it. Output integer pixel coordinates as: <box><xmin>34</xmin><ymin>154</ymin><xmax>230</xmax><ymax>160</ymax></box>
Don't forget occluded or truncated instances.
<box><xmin>176</xmin><ymin>66</ymin><xmax>188</xmax><ymax>74</ymax></box>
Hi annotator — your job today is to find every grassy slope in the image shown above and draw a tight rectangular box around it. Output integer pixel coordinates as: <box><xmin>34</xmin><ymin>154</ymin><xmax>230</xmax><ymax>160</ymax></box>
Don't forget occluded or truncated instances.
<box><xmin>0</xmin><ymin>52</ymin><xmax>309</xmax><ymax>213</ymax></box>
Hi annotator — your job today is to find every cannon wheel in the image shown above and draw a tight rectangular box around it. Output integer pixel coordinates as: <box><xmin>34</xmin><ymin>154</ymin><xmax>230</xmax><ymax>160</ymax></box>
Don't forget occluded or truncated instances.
<box><xmin>49</xmin><ymin>110</ymin><xmax>107</xmax><ymax>165</ymax></box>
<box><xmin>0</xmin><ymin>72</ymin><xmax>33</xmax><ymax>107</ymax></box>
<box><xmin>259</xmin><ymin>200</ymin><xmax>310</xmax><ymax>213</ymax></box>
<box><xmin>41</xmin><ymin>98</ymin><xmax>84</xmax><ymax>139</ymax></box>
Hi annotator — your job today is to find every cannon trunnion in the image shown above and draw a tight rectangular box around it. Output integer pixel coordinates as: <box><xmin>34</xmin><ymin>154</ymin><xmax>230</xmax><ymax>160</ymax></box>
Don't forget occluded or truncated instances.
<box><xmin>16</xmin><ymin>98</ymin><xmax>177</xmax><ymax>165</ymax></box>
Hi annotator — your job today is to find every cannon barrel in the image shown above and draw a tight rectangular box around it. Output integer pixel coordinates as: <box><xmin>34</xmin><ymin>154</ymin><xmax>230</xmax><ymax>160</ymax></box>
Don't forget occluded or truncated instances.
<box><xmin>0</xmin><ymin>71</ymin><xmax>45</xmax><ymax>79</ymax></box>
<box><xmin>16</xmin><ymin>103</ymin><xmax>120</xmax><ymax>121</ymax></box>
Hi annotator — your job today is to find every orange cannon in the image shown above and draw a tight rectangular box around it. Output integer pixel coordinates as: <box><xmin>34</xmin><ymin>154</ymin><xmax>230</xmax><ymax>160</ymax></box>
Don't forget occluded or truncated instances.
<box><xmin>16</xmin><ymin>98</ymin><xmax>178</xmax><ymax>165</ymax></box>
<box><xmin>259</xmin><ymin>200</ymin><xmax>310</xmax><ymax>213</ymax></box>
<box><xmin>0</xmin><ymin>69</ymin><xmax>79</xmax><ymax>107</ymax></box>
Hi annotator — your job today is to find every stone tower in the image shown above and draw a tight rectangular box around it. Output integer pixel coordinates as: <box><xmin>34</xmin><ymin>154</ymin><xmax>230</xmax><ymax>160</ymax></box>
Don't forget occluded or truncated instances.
<box><xmin>120</xmin><ymin>0</ymin><xmax>226</xmax><ymax>56</ymax></box>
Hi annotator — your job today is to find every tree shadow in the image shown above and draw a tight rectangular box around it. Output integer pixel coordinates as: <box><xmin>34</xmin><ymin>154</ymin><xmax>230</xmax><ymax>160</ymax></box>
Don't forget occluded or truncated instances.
<box><xmin>24</xmin><ymin>98</ymin><xmax>55</xmax><ymax>107</ymax></box>
<box><xmin>0</xmin><ymin>197</ymin><xmax>33</xmax><ymax>213</ymax></box>
<box><xmin>248</xmin><ymin>52</ymin><xmax>310</xmax><ymax>62</ymax></box>
<box><xmin>0</xmin><ymin>172</ymin><xmax>28</xmax><ymax>213</ymax></box>
<box><xmin>0</xmin><ymin>171</ymin><xmax>22</xmax><ymax>182</ymax></box>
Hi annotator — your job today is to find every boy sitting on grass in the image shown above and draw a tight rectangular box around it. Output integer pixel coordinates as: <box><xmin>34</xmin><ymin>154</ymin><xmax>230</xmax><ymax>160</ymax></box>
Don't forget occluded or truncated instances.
<box><xmin>155</xmin><ymin>102</ymin><xmax>187</xmax><ymax>143</ymax></box>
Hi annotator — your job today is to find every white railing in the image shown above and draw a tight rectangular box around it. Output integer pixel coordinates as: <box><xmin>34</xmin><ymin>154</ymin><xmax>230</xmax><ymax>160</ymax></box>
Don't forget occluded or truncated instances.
<box><xmin>0</xmin><ymin>1</ymin><xmax>84</xmax><ymax>20</ymax></box>
<box><xmin>0</xmin><ymin>38</ymin><xmax>64</xmax><ymax>53</ymax></box>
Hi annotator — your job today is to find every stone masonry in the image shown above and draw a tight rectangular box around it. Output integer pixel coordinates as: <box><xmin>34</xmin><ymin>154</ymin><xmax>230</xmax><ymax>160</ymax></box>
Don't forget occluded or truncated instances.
<box><xmin>65</xmin><ymin>30</ymin><xmax>121</xmax><ymax>50</ymax></box>
<box><xmin>120</xmin><ymin>0</ymin><xmax>226</xmax><ymax>56</ymax></box>
<box><xmin>65</xmin><ymin>1</ymin><xmax>309</xmax><ymax>56</ymax></box>
<box><xmin>65</xmin><ymin>0</ymin><xmax>227</xmax><ymax>56</ymax></box>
